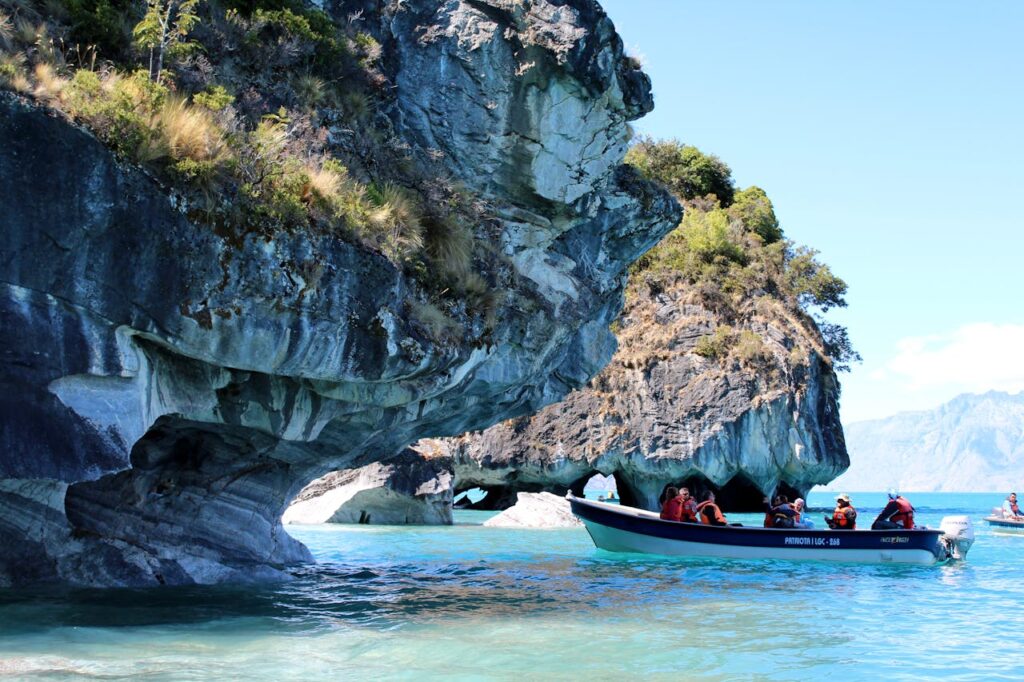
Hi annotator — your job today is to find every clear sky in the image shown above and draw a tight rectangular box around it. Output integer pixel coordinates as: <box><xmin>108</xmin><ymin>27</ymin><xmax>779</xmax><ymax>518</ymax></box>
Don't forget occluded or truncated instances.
<box><xmin>600</xmin><ymin>0</ymin><xmax>1024</xmax><ymax>424</ymax></box>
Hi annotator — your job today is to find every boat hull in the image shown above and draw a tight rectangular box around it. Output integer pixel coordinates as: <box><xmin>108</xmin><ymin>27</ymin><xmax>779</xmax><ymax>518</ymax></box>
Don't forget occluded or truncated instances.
<box><xmin>570</xmin><ymin>496</ymin><xmax>947</xmax><ymax>565</ymax></box>
<box><xmin>985</xmin><ymin>516</ymin><xmax>1024</xmax><ymax>534</ymax></box>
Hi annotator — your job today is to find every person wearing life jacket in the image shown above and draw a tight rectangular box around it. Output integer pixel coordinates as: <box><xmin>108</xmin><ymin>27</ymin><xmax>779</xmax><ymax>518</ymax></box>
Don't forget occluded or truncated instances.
<box><xmin>792</xmin><ymin>498</ymin><xmax>814</xmax><ymax>528</ymax></box>
<box><xmin>660</xmin><ymin>486</ymin><xmax>684</xmax><ymax>521</ymax></box>
<box><xmin>825</xmin><ymin>493</ymin><xmax>857</xmax><ymax>530</ymax></box>
<box><xmin>872</xmin><ymin>490</ymin><xmax>915</xmax><ymax>529</ymax></box>
<box><xmin>762</xmin><ymin>495</ymin><xmax>797</xmax><ymax>529</ymax></box>
<box><xmin>697</xmin><ymin>491</ymin><xmax>728</xmax><ymax>526</ymax></box>
<box><xmin>679</xmin><ymin>487</ymin><xmax>699</xmax><ymax>523</ymax></box>
<box><xmin>1002</xmin><ymin>492</ymin><xmax>1023</xmax><ymax>520</ymax></box>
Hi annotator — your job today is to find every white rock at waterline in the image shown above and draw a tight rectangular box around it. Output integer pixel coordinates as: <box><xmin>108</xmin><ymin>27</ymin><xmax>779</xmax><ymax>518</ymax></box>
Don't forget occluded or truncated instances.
<box><xmin>482</xmin><ymin>492</ymin><xmax>582</xmax><ymax>528</ymax></box>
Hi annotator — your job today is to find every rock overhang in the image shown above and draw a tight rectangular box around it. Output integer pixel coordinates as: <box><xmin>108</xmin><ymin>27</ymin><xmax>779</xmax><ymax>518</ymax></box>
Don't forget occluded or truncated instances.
<box><xmin>0</xmin><ymin>0</ymin><xmax>680</xmax><ymax>586</ymax></box>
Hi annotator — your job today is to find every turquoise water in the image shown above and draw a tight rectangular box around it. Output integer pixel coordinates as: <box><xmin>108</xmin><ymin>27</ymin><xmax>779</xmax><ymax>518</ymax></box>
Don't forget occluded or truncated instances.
<box><xmin>2</xmin><ymin>492</ymin><xmax>1023</xmax><ymax>680</ymax></box>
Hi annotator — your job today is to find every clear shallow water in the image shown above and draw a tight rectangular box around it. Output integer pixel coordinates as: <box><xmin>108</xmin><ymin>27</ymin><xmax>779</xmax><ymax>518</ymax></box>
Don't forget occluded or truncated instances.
<box><xmin>2</xmin><ymin>493</ymin><xmax>1023</xmax><ymax>680</ymax></box>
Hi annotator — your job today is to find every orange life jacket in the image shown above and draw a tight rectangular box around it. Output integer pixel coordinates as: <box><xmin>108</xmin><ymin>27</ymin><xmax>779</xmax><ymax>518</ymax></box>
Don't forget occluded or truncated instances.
<box><xmin>890</xmin><ymin>496</ymin><xmax>914</xmax><ymax>529</ymax></box>
<box><xmin>833</xmin><ymin>505</ymin><xmax>856</xmax><ymax>529</ymax></box>
<box><xmin>680</xmin><ymin>498</ymin><xmax>698</xmax><ymax>523</ymax></box>
<box><xmin>697</xmin><ymin>501</ymin><xmax>726</xmax><ymax>525</ymax></box>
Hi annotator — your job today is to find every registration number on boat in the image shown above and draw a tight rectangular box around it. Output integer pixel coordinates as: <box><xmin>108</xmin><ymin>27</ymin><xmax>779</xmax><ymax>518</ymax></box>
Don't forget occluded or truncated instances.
<box><xmin>783</xmin><ymin>537</ymin><xmax>840</xmax><ymax>546</ymax></box>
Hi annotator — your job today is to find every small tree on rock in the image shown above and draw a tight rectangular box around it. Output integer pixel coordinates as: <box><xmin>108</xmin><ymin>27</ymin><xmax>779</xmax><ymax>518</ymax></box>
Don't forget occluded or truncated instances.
<box><xmin>133</xmin><ymin>0</ymin><xmax>201</xmax><ymax>83</ymax></box>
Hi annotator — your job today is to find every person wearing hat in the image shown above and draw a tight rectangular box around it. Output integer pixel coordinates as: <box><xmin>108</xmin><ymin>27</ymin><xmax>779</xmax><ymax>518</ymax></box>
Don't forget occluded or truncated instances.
<box><xmin>871</xmin><ymin>490</ymin><xmax>916</xmax><ymax>529</ymax></box>
<box><xmin>826</xmin><ymin>493</ymin><xmax>857</xmax><ymax>530</ymax></box>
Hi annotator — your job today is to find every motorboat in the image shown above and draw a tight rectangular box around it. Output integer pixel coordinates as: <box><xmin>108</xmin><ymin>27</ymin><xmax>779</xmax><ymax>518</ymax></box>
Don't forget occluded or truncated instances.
<box><xmin>567</xmin><ymin>494</ymin><xmax>974</xmax><ymax>565</ymax></box>
<box><xmin>985</xmin><ymin>509</ymin><xmax>1024</xmax><ymax>534</ymax></box>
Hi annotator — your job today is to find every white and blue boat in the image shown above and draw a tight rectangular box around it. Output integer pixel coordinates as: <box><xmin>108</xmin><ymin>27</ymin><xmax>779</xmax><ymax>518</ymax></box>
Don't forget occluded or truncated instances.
<box><xmin>985</xmin><ymin>514</ymin><xmax>1024</xmax><ymax>534</ymax></box>
<box><xmin>567</xmin><ymin>494</ymin><xmax>974</xmax><ymax>565</ymax></box>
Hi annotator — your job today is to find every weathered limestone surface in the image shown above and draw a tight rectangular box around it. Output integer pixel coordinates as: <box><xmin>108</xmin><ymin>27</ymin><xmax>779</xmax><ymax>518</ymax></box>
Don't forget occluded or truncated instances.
<box><xmin>0</xmin><ymin>0</ymin><xmax>679</xmax><ymax>586</ymax></box>
<box><xmin>283</xmin><ymin>449</ymin><xmax>453</xmax><ymax>525</ymax></box>
<box><xmin>482</xmin><ymin>492</ymin><xmax>581</xmax><ymax>528</ymax></box>
<box><xmin>288</xmin><ymin>291</ymin><xmax>848</xmax><ymax>521</ymax></box>
<box><xmin>448</xmin><ymin>290</ymin><xmax>849</xmax><ymax>511</ymax></box>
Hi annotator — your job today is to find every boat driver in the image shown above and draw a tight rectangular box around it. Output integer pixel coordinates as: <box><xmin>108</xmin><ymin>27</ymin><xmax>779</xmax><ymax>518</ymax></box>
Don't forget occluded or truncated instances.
<box><xmin>1003</xmin><ymin>492</ymin><xmax>1023</xmax><ymax>520</ymax></box>
<box><xmin>871</xmin><ymin>490</ymin><xmax>915</xmax><ymax>529</ymax></box>
<box><xmin>825</xmin><ymin>493</ymin><xmax>857</xmax><ymax>530</ymax></box>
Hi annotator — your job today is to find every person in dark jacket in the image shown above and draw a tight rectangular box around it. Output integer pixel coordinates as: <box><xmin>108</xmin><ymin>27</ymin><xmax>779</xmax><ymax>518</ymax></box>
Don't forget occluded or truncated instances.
<box><xmin>763</xmin><ymin>495</ymin><xmax>798</xmax><ymax>528</ymax></box>
<box><xmin>871</xmin><ymin>491</ymin><xmax>915</xmax><ymax>529</ymax></box>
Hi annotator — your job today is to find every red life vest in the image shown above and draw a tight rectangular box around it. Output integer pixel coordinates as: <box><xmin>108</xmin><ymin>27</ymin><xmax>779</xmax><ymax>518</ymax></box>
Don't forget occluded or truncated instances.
<box><xmin>680</xmin><ymin>498</ymin><xmax>698</xmax><ymax>523</ymax></box>
<box><xmin>890</xmin><ymin>496</ymin><xmax>914</xmax><ymax>529</ymax></box>
<box><xmin>660</xmin><ymin>497</ymin><xmax>683</xmax><ymax>521</ymax></box>
<box><xmin>833</xmin><ymin>505</ymin><xmax>856</xmax><ymax>529</ymax></box>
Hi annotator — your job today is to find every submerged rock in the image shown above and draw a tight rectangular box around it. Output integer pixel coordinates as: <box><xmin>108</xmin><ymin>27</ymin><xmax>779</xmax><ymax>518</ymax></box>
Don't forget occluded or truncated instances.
<box><xmin>0</xmin><ymin>0</ymin><xmax>679</xmax><ymax>586</ymax></box>
<box><xmin>482</xmin><ymin>492</ymin><xmax>581</xmax><ymax>528</ymax></box>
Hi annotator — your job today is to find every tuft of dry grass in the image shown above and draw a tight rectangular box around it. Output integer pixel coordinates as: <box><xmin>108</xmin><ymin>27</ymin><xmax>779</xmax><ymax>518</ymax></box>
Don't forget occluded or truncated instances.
<box><xmin>366</xmin><ymin>182</ymin><xmax>424</xmax><ymax>260</ymax></box>
<box><xmin>0</xmin><ymin>11</ymin><xmax>13</xmax><ymax>50</ymax></box>
<box><xmin>156</xmin><ymin>97</ymin><xmax>228</xmax><ymax>163</ymax></box>
<box><xmin>32</xmin><ymin>61</ymin><xmax>65</xmax><ymax>101</ymax></box>
<box><xmin>305</xmin><ymin>161</ymin><xmax>344</xmax><ymax>201</ymax></box>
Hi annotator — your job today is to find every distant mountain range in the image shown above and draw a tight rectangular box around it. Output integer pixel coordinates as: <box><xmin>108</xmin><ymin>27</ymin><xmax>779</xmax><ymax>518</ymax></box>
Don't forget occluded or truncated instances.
<box><xmin>824</xmin><ymin>391</ymin><xmax>1024</xmax><ymax>492</ymax></box>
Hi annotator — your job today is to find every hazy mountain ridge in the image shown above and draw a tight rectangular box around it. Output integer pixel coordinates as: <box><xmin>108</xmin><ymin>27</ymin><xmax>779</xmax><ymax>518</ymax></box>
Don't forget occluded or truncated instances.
<box><xmin>826</xmin><ymin>391</ymin><xmax>1024</xmax><ymax>492</ymax></box>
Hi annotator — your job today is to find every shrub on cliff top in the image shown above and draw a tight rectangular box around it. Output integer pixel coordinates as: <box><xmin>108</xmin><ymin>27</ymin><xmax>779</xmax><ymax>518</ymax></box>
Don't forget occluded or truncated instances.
<box><xmin>626</xmin><ymin>137</ymin><xmax>735</xmax><ymax>206</ymax></box>
<box><xmin>626</xmin><ymin>135</ymin><xmax>859</xmax><ymax>372</ymax></box>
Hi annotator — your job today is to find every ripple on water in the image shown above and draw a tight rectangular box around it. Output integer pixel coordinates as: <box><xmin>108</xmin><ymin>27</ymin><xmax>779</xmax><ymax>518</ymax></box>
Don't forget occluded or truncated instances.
<box><xmin>2</xmin><ymin>496</ymin><xmax>1024</xmax><ymax>679</ymax></box>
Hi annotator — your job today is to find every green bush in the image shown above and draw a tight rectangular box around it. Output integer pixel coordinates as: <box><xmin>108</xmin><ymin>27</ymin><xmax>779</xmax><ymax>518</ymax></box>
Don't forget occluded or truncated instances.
<box><xmin>625</xmin><ymin>137</ymin><xmax>734</xmax><ymax>205</ymax></box>
<box><xmin>694</xmin><ymin>326</ymin><xmax>734</xmax><ymax>360</ymax></box>
<box><xmin>193</xmin><ymin>85</ymin><xmax>234</xmax><ymax>111</ymax></box>
<box><xmin>728</xmin><ymin>186</ymin><xmax>782</xmax><ymax>244</ymax></box>
<box><xmin>681</xmin><ymin>207</ymin><xmax>746</xmax><ymax>265</ymax></box>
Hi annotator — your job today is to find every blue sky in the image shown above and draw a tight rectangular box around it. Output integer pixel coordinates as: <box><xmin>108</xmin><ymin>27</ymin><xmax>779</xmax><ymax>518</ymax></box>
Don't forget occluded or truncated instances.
<box><xmin>600</xmin><ymin>0</ymin><xmax>1024</xmax><ymax>423</ymax></box>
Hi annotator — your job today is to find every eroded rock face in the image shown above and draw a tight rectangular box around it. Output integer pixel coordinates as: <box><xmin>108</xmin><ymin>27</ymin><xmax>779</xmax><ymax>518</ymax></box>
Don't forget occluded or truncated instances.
<box><xmin>446</xmin><ymin>288</ymin><xmax>849</xmax><ymax>512</ymax></box>
<box><xmin>0</xmin><ymin>0</ymin><xmax>679</xmax><ymax>586</ymax></box>
<box><xmin>284</xmin><ymin>448</ymin><xmax>453</xmax><ymax>525</ymax></box>
<box><xmin>482</xmin><ymin>492</ymin><xmax>581</xmax><ymax>528</ymax></box>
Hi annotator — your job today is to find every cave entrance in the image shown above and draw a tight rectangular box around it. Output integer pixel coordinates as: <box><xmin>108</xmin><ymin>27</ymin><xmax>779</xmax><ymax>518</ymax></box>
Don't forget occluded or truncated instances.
<box><xmin>453</xmin><ymin>487</ymin><xmax>486</xmax><ymax>508</ymax></box>
<box><xmin>569</xmin><ymin>472</ymin><xmax>639</xmax><ymax>507</ymax></box>
<box><xmin>582</xmin><ymin>473</ymin><xmax>618</xmax><ymax>502</ymax></box>
<box><xmin>715</xmin><ymin>474</ymin><xmax>768</xmax><ymax>512</ymax></box>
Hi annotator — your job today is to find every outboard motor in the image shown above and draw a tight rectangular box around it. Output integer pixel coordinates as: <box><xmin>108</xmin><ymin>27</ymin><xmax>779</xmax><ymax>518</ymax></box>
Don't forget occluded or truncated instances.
<box><xmin>939</xmin><ymin>515</ymin><xmax>975</xmax><ymax>560</ymax></box>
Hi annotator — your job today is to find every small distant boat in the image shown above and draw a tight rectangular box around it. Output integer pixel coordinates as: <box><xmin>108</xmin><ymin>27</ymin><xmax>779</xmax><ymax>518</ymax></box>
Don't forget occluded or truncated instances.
<box><xmin>985</xmin><ymin>511</ymin><xmax>1024</xmax><ymax>534</ymax></box>
<box><xmin>567</xmin><ymin>494</ymin><xmax>974</xmax><ymax>565</ymax></box>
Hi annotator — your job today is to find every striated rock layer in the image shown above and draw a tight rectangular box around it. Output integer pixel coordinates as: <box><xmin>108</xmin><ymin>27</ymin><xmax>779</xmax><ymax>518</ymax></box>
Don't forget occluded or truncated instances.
<box><xmin>0</xmin><ymin>0</ymin><xmax>679</xmax><ymax>586</ymax></box>
<box><xmin>446</xmin><ymin>286</ymin><xmax>849</xmax><ymax>512</ymax></box>
<box><xmin>286</xmin><ymin>288</ymin><xmax>849</xmax><ymax>523</ymax></box>
<box><xmin>283</xmin><ymin>448</ymin><xmax>453</xmax><ymax>525</ymax></box>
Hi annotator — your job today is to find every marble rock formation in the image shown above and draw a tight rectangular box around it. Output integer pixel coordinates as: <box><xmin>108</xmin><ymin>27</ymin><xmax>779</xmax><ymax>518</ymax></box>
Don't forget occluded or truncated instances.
<box><xmin>0</xmin><ymin>0</ymin><xmax>679</xmax><ymax>586</ymax></box>
<box><xmin>482</xmin><ymin>492</ymin><xmax>581</xmax><ymax>528</ymax></box>
<box><xmin>283</xmin><ymin>448</ymin><xmax>453</xmax><ymax>525</ymax></box>
<box><xmin>446</xmin><ymin>288</ymin><xmax>849</xmax><ymax>512</ymax></box>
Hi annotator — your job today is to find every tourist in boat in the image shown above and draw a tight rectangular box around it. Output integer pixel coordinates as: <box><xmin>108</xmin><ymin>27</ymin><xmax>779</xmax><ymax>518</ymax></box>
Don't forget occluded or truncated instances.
<box><xmin>762</xmin><ymin>495</ymin><xmax>797</xmax><ymax>528</ymax></box>
<box><xmin>697</xmin><ymin>491</ymin><xmax>728</xmax><ymax>526</ymax></box>
<box><xmin>825</xmin><ymin>493</ymin><xmax>857</xmax><ymax>530</ymax></box>
<box><xmin>660</xmin><ymin>486</ymin><xmax>684</xmax><ymax>521</ymax></box>
<box><xmin>792</xmin><ymin>498</ymin><xmax>814</xmax><ymax>528</ymax></box>
<box><xmin>1002</xmin><ymin>492</ymin><xmax>1023</xmax><ymax>520</ymax></box>
<box><xmin>679</xmin><ymin>487</ymin><xmax>698</xmax><ymax>523</ymax></box>
<box><xmin>871</xmin><ymin>490</ymin><xmax>916</xmax><ymax>529</ymax></box>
